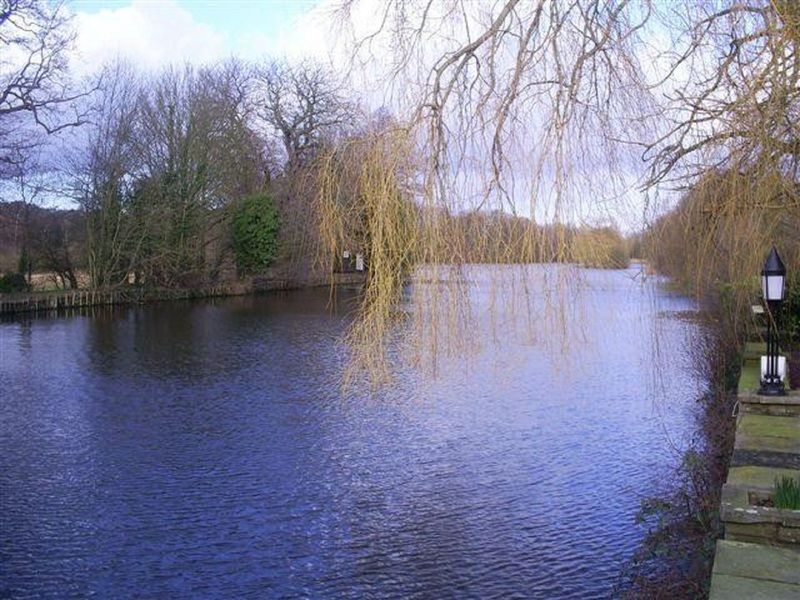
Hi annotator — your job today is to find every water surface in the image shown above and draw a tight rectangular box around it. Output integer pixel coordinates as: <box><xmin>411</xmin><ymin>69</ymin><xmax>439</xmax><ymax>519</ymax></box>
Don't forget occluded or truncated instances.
<box><xmin>1</xmin><ymin>267</ymin><xmax>704</xmax><ymax>598</ymax></box>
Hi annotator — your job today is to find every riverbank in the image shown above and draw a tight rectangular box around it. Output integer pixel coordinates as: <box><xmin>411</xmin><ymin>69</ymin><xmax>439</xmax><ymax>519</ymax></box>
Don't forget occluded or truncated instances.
<box><xmin>0</xmin><ymin>272</ymin><xmax>366</xmax><ymax>316</ymax></box>
<box><xmin>709</xmin><ymin>342</ymin><xmax>800</xmax><ymax>598</ymax></box>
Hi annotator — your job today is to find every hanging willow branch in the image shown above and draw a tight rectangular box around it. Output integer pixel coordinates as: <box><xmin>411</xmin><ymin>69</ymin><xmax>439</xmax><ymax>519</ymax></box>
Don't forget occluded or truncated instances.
<box><xmin>319</xmin><ymin>0</ymin><xmax>800</xmax><ymax>381</ymax></box>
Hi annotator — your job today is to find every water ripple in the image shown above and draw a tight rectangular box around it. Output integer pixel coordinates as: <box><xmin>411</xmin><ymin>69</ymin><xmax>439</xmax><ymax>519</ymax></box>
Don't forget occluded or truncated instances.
<box><xmin>1</xmin><ymin>271</ymin><xmax>703</xmax><ymax>599</ymax></box>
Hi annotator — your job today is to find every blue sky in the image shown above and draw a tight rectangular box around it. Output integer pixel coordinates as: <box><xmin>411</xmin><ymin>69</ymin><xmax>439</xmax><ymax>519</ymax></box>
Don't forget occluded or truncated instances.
<box><xmin>67</xmin><ymin>0</ymin><xmax>328</xmax><ymax>73</ymax></box>
<box><xmin>71</xmin><ymin>0</ymin><xmax>319</xmax><ymax>44</ymax></box>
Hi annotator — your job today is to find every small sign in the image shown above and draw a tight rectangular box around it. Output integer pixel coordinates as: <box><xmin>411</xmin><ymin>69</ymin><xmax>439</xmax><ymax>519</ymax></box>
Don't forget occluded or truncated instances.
<box><xmin>751</xmin><ymin>304</ymin><xmax>764</xmax><ymax>314</ymax></box>
<box><xmin>355</xmin><ymin>254</ymin><xmax>364</xmax><ymax>271</ymax></box>
<box><xmin>343</xmin><ymin>250</ymin><xmax>350</xmax><ymax>258</ymax></box>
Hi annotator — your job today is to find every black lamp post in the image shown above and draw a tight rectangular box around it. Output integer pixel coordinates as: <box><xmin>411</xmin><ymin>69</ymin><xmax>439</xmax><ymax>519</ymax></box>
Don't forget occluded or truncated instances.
<box><xmin>758</xmin><ymin>246</ymin><xmax>787</xmax><ymax>396</ymax></box>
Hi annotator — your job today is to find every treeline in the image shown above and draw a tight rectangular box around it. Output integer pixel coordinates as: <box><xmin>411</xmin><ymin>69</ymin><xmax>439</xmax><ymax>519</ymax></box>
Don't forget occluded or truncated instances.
<box><xmin>0</xmin><ymin>2</ymin><xmax>634</xmax><ymax>296</ymax></box>
<box><xmin>0</xmin><ymin>3</ymin><xmax>386</xmax><ymax>292</ymax></box>
<box><xmin>0</xmin><ymin>202</ymin><xmax>84</xmax><ymax>290</ymax></box>
<box><xmin>1</xmin><ymin>56</ymin><xmax>364</xmax><ymax>292</ymax></box>
<box><xmin>444</xmin><ymin>211</ymin><xmax>631</xmax><ymax>268</ymax></box>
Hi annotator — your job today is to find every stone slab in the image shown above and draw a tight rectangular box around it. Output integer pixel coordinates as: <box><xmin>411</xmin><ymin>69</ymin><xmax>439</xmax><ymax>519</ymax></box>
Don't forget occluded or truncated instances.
<box><xmin>709</xmin><ymin>573</ymin><xmax>800</xmax><ymax>599</ymax></box>
<box><xmin>724</xmin><ymin>522</ymin><xmax>800</xmax><ymax>547</ymax></box>
<box><xmin>712</xmin><ymin>540</ymin><xmax>800</xmax><ymax>585</ymax></box>
<box><xmin>740</xmin><ymin>392</ymin><xmax>800</xmax><ymax>416</ymax></box>
<box><xmin>731</xmin><ymin>449</ymin><xmax>800</xmax><ymax>469</ymax></box>
<box><xmin>737</xmin><ymin>414</ymin><xmax>800</xmax><ymax>440</ymax></box>
<box><xmin>740</xmin><ymin>392</ymin><xmax>800</xmax><ymax>406</ymax></box>
<box><xmin>735</xmin><ymin>434</ymin><xmax>800</xmax><ymax>454</ymax></box>
<box><xmin>722</xmin><ymin>504</ymin><xmax>800</xmax><ymax>527</ymax></box>
<box><xmin>726</xmin><ymin>466</ymin><xmax>800</xmax><ymax>490</ymax></box>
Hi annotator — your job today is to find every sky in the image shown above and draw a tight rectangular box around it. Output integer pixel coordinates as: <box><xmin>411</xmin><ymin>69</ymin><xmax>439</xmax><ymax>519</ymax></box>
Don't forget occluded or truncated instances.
<box><xmin>59</xmin><ymin>0</ymin><xmax>658</xmax><ymax>229</ymax></box>
<box><xmin>68</xmin><ymin>0</ymin><xmax>330</xmax><ymax>73</ymax></box>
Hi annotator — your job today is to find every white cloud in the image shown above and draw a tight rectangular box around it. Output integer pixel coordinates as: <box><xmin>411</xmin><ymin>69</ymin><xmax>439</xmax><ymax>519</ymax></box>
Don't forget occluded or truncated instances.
<box><xmin>71</xmin><ymin>0</ymin><xmax>227</xmax><ymax>74</ymax></box>
<box><xmin>233</xmin><ymin>2</ymin><xmax>343</xmax><ymax>66</ymax></box>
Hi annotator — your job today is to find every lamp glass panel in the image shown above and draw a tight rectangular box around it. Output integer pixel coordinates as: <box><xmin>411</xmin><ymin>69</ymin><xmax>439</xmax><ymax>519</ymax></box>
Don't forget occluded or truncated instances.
<box><xmin>763</xmin><ymin>274</ymin><xmax>785</xmax><ymax>301</ymax></box>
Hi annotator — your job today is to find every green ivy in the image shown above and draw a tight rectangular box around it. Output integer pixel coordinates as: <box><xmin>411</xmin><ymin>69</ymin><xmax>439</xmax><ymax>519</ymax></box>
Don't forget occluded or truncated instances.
<box><xmin>233</xmin><ymin>193</ymin><xmax>280</xmax><ymax>275</ymax></box>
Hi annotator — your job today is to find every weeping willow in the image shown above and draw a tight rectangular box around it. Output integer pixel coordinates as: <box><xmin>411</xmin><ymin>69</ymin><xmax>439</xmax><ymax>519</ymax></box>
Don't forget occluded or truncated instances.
<box><xmin>312</xmin><ymin>0</ymin><xmax>800</xmax><ymax>382</ymax></box>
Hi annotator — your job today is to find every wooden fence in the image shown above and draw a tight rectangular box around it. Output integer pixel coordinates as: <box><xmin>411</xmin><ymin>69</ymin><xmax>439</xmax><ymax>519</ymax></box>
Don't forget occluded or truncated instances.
<box><xmin>0</xmin><ymin>285</ymin><xmax>251</xmax><ymax>316</ymax></box>
<box><xmin>0</xmin><ymin>273</ymin><xmax>365</xmax><ymax>316</ymax></box>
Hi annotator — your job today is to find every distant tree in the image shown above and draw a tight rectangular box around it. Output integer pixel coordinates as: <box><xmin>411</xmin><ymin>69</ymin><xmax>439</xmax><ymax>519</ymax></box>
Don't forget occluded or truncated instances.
<box><xmin>28</xmin><ymin>209</ymin><xmax>80</xmax><ymax>289</ymax></box>
<box><xmin>67</xmin><ymin>61</ymin><xmax>142</xmax><ymax>288</ymax></box>
<box><xmin>66</xmin><ymin>61</ymin><xmax>266</xmax><ymax>289</ymax></box>
<box><xmin>570</xmin><ymin>226</ymin><xmax>629</xmax><ymax>269</ymax></box>
<box><xmin>0</xmin><ymin>271</ymin><xmax>25</xmax><ymax>292</ymax></box>
<box><xmin>0</xmin><ymin>155</ymin><xmax>48</xmax><ymax>285</ymax></box>
<box><xmin>253</xmin><ymin>61</ymin><xmax>352</xmax><ymax>173</ymax></box>
<box><xmin>133</xmin><ymin>64</ymin><xmax>266</xmax><ymax>286</ymax></box>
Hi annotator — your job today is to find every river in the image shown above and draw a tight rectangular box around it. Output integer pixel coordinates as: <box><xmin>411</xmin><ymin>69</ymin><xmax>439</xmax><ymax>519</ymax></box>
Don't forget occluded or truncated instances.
<box><xmin>1</xmin><ymin>266</ymin><xmax>705</xmax><ymax>598</ymax></box>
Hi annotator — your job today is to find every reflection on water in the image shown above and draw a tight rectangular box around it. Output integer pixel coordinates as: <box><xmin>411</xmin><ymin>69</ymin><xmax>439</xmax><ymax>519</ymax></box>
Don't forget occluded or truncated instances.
<box><xmin>1</xmin><ymin>267</ymin><xmax>704</xmax><ymax>599</ymax></box>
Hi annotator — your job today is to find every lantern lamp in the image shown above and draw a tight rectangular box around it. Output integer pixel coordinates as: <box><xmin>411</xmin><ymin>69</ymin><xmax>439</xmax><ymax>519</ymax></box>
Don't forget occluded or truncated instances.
<box><xmin>761</xmin><ymin>246</ymin><xmax>786</xmax><ymax>303</ymax></box>
<box><xmin>758</xmin><ymin>246</ymin><xmax>787</xmax><ymax>396</ymax></box>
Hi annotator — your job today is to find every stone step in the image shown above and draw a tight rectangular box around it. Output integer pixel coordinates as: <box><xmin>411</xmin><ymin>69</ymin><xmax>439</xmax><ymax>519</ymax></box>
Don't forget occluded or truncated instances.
<box><xmin>730</xmin><ymin>412</ymin><xmax>800</xmax><ymax>480</ymax></box>
<box><xmin>710</xmin><ymin>540</ymin><xmax>800</xmax><ymax>599</ymax></box>
<box><xmin>740</xmin><ymin>391</ymin><xmax>800</xmax><ymax>417</ymax></box>
<box><xmin>731</xmin><ymin>449</ymin><xmax>800</xmax><ymax>469</ymax></box>
<box><xmin>736</xmin><ymin>414</ymin><xmax>800</xmax><ymax>441</ymax></box>
<box><xmin>712</xmin><ymin>539</ymin><xmax>800</xmax><ymax>583</ymax></box>
<box><xmin>715</xmin><ymin>343</ymin><xmax>800</xmax><ymax>597</ymax></box>
<box><xmin>735</xmin><ymin>414</ymin><xmax>800</xmax><ymax>456</ymax></box>
<box><xmin>710</xmin><ymin>574</ymin><xmax>800</xmax><ymax>599</ymax></box>
<box><xmin>726</xmin><ymin>465</ymin><xmax>800</xmax><ymax>491</ymax></box>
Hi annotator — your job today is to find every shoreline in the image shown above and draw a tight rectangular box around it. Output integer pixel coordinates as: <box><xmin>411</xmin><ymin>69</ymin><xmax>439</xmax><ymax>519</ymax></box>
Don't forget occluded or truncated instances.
<box><xmin>0</xmin><ymin>272</ymin><xmax>366</xmax><ymax>316</ymax></box>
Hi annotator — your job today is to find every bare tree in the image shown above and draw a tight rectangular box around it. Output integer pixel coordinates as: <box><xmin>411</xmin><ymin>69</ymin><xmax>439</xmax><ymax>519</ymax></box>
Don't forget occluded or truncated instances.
<box><xmin>133</xmin><ymin>64</ymin><xmax>266</xmax><ymax>287</ymax></box>
<box><xmin>0</xmin><ymin>0</ymin><xmax>89</xmax><ymax>179</ymax></box>
<box><xmin>645</xmin><ymin>2</ymin><xmax>800</xmax><ymax>190</ymax></box>
<box><xmin>67</xmin><ymin>61</ymin><xmax>142</xmax><ymax>289</ymax></box>
<box><xmin>333</xmin><ymin>1</ymin><xmax>800</xmax><ymax>210</ymax></box>
<box><xmin>64</xmin><ymin>60</ymin><xmax>269</xmax><ymax>290</ymax></box>
<box><xmin>334</xmin><ymin>1</ymin><xmax>654</xmax><ymax>217</ymax></box>
<box><xmin>27</xmin><ymin>207</ymin><xmax>81</xmax><ymax>289</ymax></box>
<box><xmin>253</xmin><ymin>61</ymin><xmax>353</xmax><ymax>173</ymax></box>
<box><xmin>1</xmin><ymin>155</ymin><xmax>41</xmax><ymax>283</ymax></box>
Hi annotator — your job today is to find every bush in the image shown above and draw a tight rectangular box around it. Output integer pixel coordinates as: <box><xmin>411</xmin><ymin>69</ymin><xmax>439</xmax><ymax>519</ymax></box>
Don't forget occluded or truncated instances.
<box><xmin>233</xmin><ymin>193</ymin><xmax>280</xmax><ymax>275</ymax></box>
<box><xmin>783</xmin><ymin>277</ymin><xmax>800</xmax><ymax>349</ymax></box>
<box><xmin>0</xmin><ymin>272</ymin><xmax>28</xmax><ymax>293</ymax></box>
